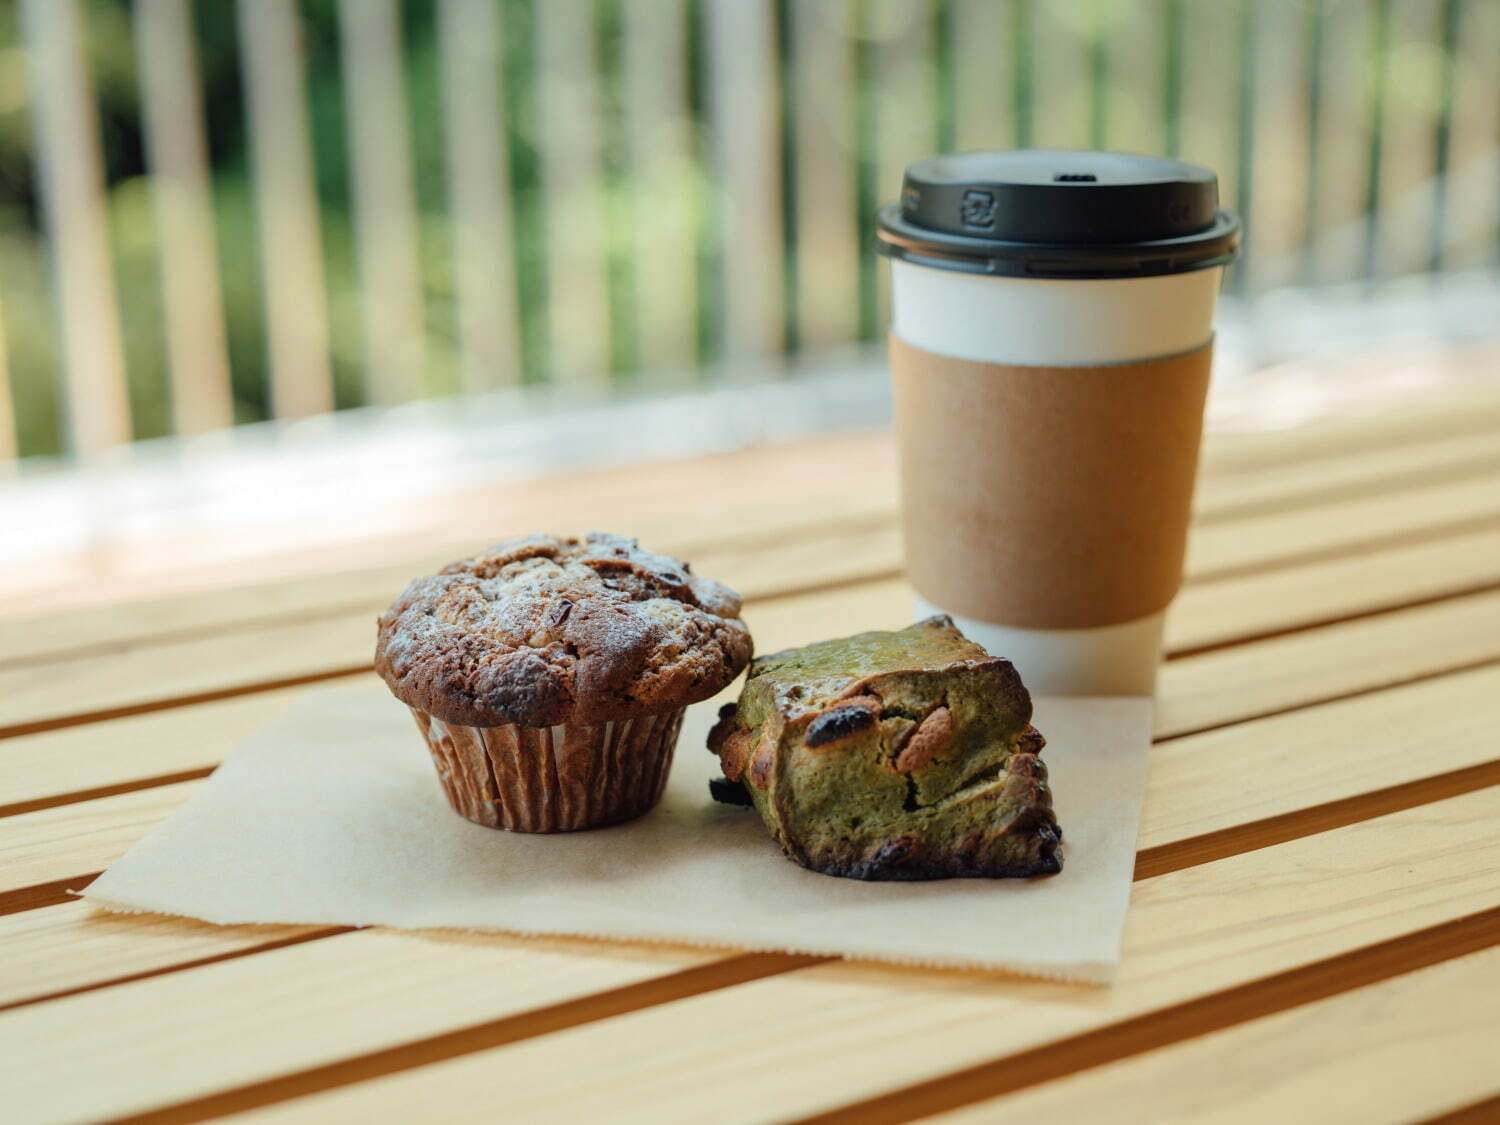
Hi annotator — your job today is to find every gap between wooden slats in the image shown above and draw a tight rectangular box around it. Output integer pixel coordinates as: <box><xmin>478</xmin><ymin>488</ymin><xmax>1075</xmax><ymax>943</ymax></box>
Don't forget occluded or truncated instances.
<box><xmin>133</xmin><ymin>0</ymin><xmax>235</xmax><ymax>435</ymax></box>
<box><xmin>621</xmin><ymin>0</ymin><xmax>697</xmax><ymax>373</ymax></box>
<box><xmin>704</xmin><ymin>0</ymin><xmax>785</xmax><ymax>361</ymax></box>
<box><xmin>535</xmin><ymin>0</ymin><xmax>611</xmax><ymax>383</ymax></box>
<box><xmin>1432</xmin><ymin>1092</ymin><xmax>1500</xmax><ymax>1125</ymax></box>
<box><xmin>19</xmin><ymin>0</ymin><xmax>132</xmax><ymax>455</ymax></box>
<box><xmin>437</xmin><ymin>0</ymin><xmax>522</xmax><ymax>391</ymax></box>
<box><xmin>927</xmin><ymin>944</ymin><xmax>1500</xmax><ymax>1125</ymax></box>
<box><xmin>788</xmin><ymin>0</ymin><xmax>858</xmax><ymax>349</ymax></box>
<box><xmin>41</xmin><ymin>793</ymin><xmax>1495</xmax><ymax>1125</ymax></box>
<box><xmin>337</xmin><ymin>0</ymin><xmax>426</xmax><ymax>404</ymax></box>
<box><xmin>237</xmin><ymin>0</ymin><xmax>333</xmax><ymax>419</ymax></box>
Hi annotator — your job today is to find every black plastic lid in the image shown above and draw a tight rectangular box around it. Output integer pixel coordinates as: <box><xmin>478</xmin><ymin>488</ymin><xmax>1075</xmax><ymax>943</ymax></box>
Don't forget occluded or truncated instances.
<box><xmin>876</xmin><ymin>149</ymin><xmax>1240</xmax><ymax>279</ymax></box>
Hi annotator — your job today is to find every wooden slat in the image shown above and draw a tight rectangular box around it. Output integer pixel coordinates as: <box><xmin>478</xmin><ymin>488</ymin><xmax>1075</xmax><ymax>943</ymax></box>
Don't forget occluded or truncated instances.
<box><xmin>0</xmin><ymin>525</ymin><xmax>907</xmax><ymax>738</ymax></box>
<box><xmin>0</xmin><ymin>902</ymin><xmax>327</xmax><ymax>1011</ymax></box>
<box><xmin>237</xmin><ymin>0</ymin><xmax>333</xmax><ymax>419</ymax></box>
<box><xmin>704</xmin><ymin>0</ymin><xmax>784</xmax><ymax>359</ymax></box>
<box><xmin>6</xmin><ymin>367</ymin><xmax>1500</xmax><ymax>625</ymax></box>
<box><xmin>6</xmin><ymin>656</ymin><xmax>1498</xmax><ymax>1016</ymax></box>
<box><xmin>7</xmin><ymin>546</ymin><xmax>1500</xmax><ymax>748</ymax></box>
<box><xmin>1187</xmin><ymin>470</ymin><xmax>1500</xmax><ymax>579</ymax></box>
<box><xmin>788</xmin><ymin>0</ymin><xmax>858</xmax><ymax>348</ymax></box>
<box><xmin>1</xmin><ymin>781</ymin><xmax>198</xmax><ymax>893</ymax></box>
<box><xmin>0</xmin><ymin>435</ymin><xmax>900</xmax><ymax>664</ymax></box>
<box><xmin>1192</xmin><ymin>426</ymin><xmax>1500</xmax><ymax>522</ymax></box>
<box><xmin>1138</xmin><ymin>660</ymin><xmax>1500</xmax><ymax>853</ymax></box>
<box><xmin>19</xmin><ymin>0</ymin><xmax>132</xmax><ymax>454</ymax></box>
<box><xmin>535</xmin><ymin>0</ymin><xmax>611</xmax><ymax>382</ymax></box>
<box><xmin>1198</xmin><ymin>368</ymin><xmax>1500</xmax><ymax>477</ymax></box>
<box><xmin>0</xmin><ymin>511</ymin><xmax>900</xmax><ymax>675</ymax></box>
<box><xmin>1156</xmin><ymin>587</ymin><xmax>1500</xmax><ymax>738</ymax></box>
<box><xmin>1168</xmin><ymin>524</ymin><xmax>1500</xmax><ymax>653</ymax></box>
<box><xmin>0</xmin><ymin>927</ymin><xmax>728</xmax><ymax>1124</ymax></box>
<box><xmin>620</xmin><ymin>0</ymin><xmax>697</xmax><ymax>373</ymax></box>
<box><xmin>0</xmin><ymin>611</ymin><xmax>374</xmax><ymax>738</ymax></box>
<box><xmin>437</xmin><ymin>0</ymin><xmax>522</xmax><ymax>390</ymax></box>
<box><xmin>338</xmin><ymin>0</ymin><xmax>426</xmax><ymax>403</ymax></box>
<box><xmin>196</xmin><ymin>790</ymin><xmax>1500</xmax><ymax>1124</ymax></box>
<box><xmin>7</xmin><ymin>420</ymin><xmax>1500</xmax><ymax>669</ymax></box>
<box><xmin>134</xmin><ymin>0</ymin><xmax>235</xmax><ymax>436</ymax></box>
<box><xmin>0</xmin><ymin>680</ymin><xmax>357</xmax><ymax>817</ymax></box>
<box><xmin>932</xmin><ymin>946</ymin><xmax>1500</xmax><ymax>1125</ymax></box>
<box><xmin>8</xmin><ymin>367</ymin><xmax>1500</xmax><ymax>655</ymax></box>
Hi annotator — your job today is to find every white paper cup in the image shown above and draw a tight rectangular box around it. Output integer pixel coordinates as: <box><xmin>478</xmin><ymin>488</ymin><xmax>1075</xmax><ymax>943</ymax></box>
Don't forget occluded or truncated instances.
<box><xmin>878</xmin><ymin>151</ymin><xmax>1238</xmax><ymax>697</ymax></box>
<box><xmin>891</xmin><ymin>262</ymin><xmax>1223</xmax><ymax>696</ymax></box>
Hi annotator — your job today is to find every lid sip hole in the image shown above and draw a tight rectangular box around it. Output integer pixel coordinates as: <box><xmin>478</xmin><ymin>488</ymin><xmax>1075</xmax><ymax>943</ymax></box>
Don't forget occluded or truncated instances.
<box><xmin>1054</xmin><ymin>173</ymin><xmax>1098</xmax><ymax>182</ymax></box>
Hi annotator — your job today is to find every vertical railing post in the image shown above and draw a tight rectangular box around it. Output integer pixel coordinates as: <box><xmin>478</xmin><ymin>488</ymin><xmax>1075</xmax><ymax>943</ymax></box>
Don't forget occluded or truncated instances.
<box><xmin>20</xmin><ymin>0</ymin><xmax>132</xmax><ymax>456</ymax></box>
<box><xmin>1232</xmin><ymin>0</ymin><xmax>1259</xmax><ymax>293</ymax></box>
<box><xmin>437</xmin><ymin>0</ymin><xmax>522</xmax><ymax>392</ymax></box>
<box><xmin>1301</xmin><ymin>0</ymin><xmax>1325</xmax><ymax>284</ymax></box>
<box><xmin>1088</xmin><ymin>0</ymin><xmax>1109</xmax><ymax>149</ymax></box>
<box><xmin>950</xmin><ymin>0</ymin><xmax>1014</xmax><ymax>151</ymax></box>
<box><xmin>135</xmin><ymin>0</ymin><xmax>236</xmax><ymax>436</ymax></box>
<box><xmin>622</xmin><ymin>0</ymin><xmax>698</xmax><ymax>374</ymax></box>
<box><xmin>339</xmin><ymin>0</ymin><xmax>427</xmax><ymax>404</ymax></box>
<box><xmin>1430</xmin><ymin>0</ymin><xmax>1463</xmax><ymax>274</ymax></box>
<box><xmin>535</xmin><ymin>0</ymin><xmax>612</xmax><ymax>383</ymax></box>
<box><xmin>704</xmin><ymin>0</ymin><xmax>785</xmax><ymax>362</ymax></box>
<box><xmin>238</xmin><ymin>0</ymin><xmax>334</xmax><ymax>420</ymax></box>
<box><xmin>1012</xmin><ymin>0</ymin><xmax>1034</xmax><ymax>148</ymax></box>
<box><xmin>1162</xmin><ymin>0</ymin><xmax>1183</xmax><ymax>157</ymax></box>
<box><xmin>788</xmin><ymin>0</ymin><xmax>857</xmax><ymax>349</ymax></box>
<box><xmin>0</xmin><ymin>300</ymin><xmax>16</xmax><ymax>465</ymax></box>
<box><xmin>1362</xmin><ymin>0</ymin><xmax>1392</xmax><ymax>281</ymax></box>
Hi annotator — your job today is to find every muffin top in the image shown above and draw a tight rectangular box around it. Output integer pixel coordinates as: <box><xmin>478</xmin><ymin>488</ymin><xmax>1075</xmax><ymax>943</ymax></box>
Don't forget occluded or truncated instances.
<box><xmin>376</xmin><ymin>532</ymin><xmax>753</xmax><ymax>727</ymax></box>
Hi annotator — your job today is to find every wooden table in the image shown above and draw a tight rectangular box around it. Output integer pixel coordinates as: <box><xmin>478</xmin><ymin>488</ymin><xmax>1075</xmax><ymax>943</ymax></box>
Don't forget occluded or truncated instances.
<box><xmin>3</xmin><ymin>376</ymin><xmax>1500</xmax><ymax>1124</ymax></box>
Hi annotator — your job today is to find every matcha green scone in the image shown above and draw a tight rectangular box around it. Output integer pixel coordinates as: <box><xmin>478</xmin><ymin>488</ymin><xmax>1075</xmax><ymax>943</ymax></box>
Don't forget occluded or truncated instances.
<box><xmin>706</xmin><ymin>616</ymin><xmax>1061</xmax><ymax>880</ymax></box>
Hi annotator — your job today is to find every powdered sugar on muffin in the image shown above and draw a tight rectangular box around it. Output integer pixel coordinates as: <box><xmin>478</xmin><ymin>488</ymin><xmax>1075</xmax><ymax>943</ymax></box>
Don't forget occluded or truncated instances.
<box><xmin>376</xmin><ymin>532</ymin><xmax>753</xmax><ymax>727</ymax></box>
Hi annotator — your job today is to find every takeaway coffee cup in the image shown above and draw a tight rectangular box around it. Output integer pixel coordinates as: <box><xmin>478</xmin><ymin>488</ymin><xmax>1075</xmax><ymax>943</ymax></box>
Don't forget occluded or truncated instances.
<box><xmin>876</xmin><ymin>150</ymin><xmax>1240</xmax><ymax>696</ymax></box>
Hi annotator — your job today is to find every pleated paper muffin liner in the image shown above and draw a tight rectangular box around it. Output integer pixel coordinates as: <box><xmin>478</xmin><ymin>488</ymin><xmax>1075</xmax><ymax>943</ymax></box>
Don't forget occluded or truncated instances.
<box><xmin>410</xmin><ymin>706</ymin><xmax>685</xmax><ymax>832</ymax></box>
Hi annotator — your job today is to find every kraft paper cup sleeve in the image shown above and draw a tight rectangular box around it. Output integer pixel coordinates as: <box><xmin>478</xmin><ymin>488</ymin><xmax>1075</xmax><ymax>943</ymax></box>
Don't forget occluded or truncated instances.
<box><xmin>890</xmin><ymin>334</ymin><xmax>1212</xmax><ymax>631</ymax></box>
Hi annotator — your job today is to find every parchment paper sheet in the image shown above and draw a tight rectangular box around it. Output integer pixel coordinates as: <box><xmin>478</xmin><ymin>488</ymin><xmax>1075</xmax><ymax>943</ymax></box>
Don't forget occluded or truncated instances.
<box><xmin>85</xmin><ymin>686</ymin><xmax>1153</xmax><ymax>984</ymax></box>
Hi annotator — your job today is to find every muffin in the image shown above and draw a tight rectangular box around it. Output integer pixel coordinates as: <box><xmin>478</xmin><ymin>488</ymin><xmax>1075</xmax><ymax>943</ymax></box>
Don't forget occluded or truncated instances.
<box><xmin>376</xmin><ymin>532</ymin><xmax>753</xmax><ymax>832</ymax></box>
<box><xmin>707</xmin><ymin>615</ymin><xmax>1061</xmax><ymax>879</ymax></box>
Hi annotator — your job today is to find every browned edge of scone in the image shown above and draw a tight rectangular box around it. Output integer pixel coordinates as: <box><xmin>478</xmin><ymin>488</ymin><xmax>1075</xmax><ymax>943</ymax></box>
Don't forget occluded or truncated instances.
<box><xmin>706</xmin><ymin>617</ymin><xmax>1062</xmax><ymax>881</ymax></box>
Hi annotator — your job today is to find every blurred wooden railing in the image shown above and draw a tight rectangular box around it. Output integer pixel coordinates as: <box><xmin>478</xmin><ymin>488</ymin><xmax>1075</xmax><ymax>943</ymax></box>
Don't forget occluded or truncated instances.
<box><xmin>3</xmin><ymin>0</ymin><xmax>1498</xmax><ymax>465</ymax></box>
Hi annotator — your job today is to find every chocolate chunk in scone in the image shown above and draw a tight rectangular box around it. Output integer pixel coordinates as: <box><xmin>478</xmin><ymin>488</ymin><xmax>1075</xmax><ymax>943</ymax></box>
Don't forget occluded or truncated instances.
<box><xmin>707</xmin><ymin>615</ymin><xmax>1061</xmax><ymax>880</ymax></box>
